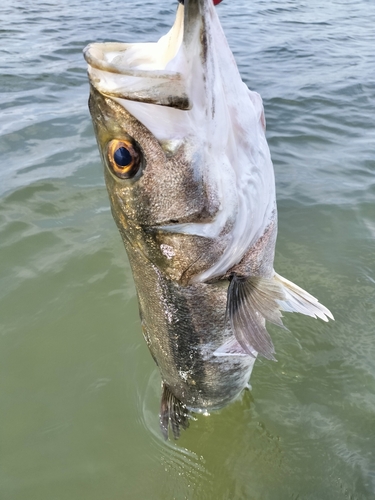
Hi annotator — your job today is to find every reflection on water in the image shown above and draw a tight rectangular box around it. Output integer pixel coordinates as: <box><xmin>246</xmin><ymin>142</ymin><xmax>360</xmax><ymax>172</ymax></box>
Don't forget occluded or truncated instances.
<box><xmin>1</xmin><ymin>0</ymin><xmax>375</xmax><ymax>498</ymax></box>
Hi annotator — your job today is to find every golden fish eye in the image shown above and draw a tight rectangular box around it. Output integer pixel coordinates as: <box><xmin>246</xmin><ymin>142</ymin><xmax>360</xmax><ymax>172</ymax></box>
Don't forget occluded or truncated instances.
<box><xmin>107</xmin><ymin>139</ymin><xmax>140</xmax><ymax>179</ymax></box>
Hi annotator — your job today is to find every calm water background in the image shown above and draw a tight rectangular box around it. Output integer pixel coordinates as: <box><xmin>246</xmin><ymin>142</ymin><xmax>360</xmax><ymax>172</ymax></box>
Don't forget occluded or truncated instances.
<box><xmin>1</xmin><ymin>0</ymin><xmax>374</xmax><ymax>498</ymax></box>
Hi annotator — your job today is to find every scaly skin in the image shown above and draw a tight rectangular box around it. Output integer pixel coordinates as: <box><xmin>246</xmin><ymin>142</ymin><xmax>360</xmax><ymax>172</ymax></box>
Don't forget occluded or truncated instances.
<box><xmin>129</xmin><ymin>245</ymin><xmax>254</xmax><ymax>410</ymax></box>
<box><xmin>87</xmin><ymin>86</ymin><xmax>281</xmax><ymax>410</ymax></box>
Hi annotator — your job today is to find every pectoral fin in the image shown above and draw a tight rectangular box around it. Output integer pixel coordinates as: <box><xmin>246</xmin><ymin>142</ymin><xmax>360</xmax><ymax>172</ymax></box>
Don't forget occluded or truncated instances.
<box><xmin>160</xmin><ymin>383</ymin><xmax>190</xmax><ymax>440</ymax></box>
<box><xmin>226</xmin><ymin>274</ymin><xmax>285</xmax><ymax>360</ymax></box>
<box><xmin>214</xmin><ymin>336</ymin><xmax>256</xmax><ymax>357</ymax></box>
<box><xmin>226</xmin><ymin>272</ymin><xmax>333</xmax><ymax>361</ymax></box>
<box><xmin>275</xmin><ymin>273</ymin><xmax>334</xmax><ymax>321</ymax></box>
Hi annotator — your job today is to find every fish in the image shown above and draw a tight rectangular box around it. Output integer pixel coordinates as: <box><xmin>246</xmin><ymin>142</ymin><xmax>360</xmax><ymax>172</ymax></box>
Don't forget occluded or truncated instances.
<box><xmin>83</xmin><ymin>0</ymin><xmax>333</xmax><ymax>439</ymax></box>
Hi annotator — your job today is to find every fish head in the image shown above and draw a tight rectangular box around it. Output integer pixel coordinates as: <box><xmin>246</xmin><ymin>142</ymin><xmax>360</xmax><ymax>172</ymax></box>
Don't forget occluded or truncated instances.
<box><xmin>84</xmin><ymin>0</ymin><xmax>276</xmax><ymax>284</ymax></box>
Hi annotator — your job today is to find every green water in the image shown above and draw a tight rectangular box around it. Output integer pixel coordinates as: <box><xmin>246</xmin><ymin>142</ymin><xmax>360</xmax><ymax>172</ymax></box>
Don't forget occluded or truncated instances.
<box><xmin>1</xmin><ymin>0</ymin><xmax>374</xmax><ymax>498</ymax></box>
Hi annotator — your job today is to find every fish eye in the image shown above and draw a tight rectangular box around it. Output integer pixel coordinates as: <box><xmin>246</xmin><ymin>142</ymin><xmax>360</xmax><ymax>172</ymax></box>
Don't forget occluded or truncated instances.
<box><xmin>107</xmin><ymin>139</ymin><xmax>141</xmax><ymax>179</ymax></box>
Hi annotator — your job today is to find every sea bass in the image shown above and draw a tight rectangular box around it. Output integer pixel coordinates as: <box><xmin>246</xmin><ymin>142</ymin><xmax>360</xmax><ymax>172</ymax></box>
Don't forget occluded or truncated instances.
<box><xmin>84</xmin><ymin>0</ymin><xmax>333</xmax><ymax>439</ymax></box>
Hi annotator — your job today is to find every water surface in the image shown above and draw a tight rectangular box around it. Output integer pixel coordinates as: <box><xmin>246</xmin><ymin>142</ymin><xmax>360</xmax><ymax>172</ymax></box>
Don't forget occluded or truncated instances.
<box><xmin>1</xmin><ymin>0</ymin><xmax>374</xmax><ymax>498</ymax></box>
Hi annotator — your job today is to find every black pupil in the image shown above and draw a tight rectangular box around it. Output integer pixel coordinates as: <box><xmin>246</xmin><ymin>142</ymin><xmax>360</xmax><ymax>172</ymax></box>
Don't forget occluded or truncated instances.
<box><xmin>114</xmin><ymin>147</ymin><xmax>132</xmax><ymax>167</ymax></box>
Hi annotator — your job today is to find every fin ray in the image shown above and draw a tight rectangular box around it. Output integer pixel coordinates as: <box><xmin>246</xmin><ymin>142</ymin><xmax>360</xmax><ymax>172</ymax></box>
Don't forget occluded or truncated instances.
<box><xmin>275</xmin><ymin>273</ymin><xmax>334</xmax><ymax>321</ymax></box>
<box><xmin>227</xmin><ymin>275</ymin><xmax>277</xmax><ymax>360</ymax></box>
<box><xmin>213</xmin><ymin>336</ymin><xmax>255</xmax><ymax>357</ymax></box>
<box><xmin>226</xmin><ymin>272</ymin><xmax>333</xmax><ymax>361</ymax></box>
<box><xmin>160</xmin><ymin>383</ymin><xmax>189</xmax><ymax>440</ymax></box>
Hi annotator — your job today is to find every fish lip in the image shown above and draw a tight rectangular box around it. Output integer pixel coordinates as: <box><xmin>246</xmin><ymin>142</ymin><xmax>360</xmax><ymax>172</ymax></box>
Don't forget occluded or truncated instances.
<box><xmin>83</xmin><ymin>41</ymin><xmax>192</xmax><ymax>110</ymax></box>
<box><xmin>82</xmin><ymin>0</ymin><xmax>206</xmax><ymax>75</ymax></box>
<box><xmin>83</xmin><ymin>42</ymin><xmax>184</xmax><ymax>80</ymax></box>
<box><xmin>82</xmin><ymin>1</ymin><xmax>210</xmax><ymax>110</ymax></box>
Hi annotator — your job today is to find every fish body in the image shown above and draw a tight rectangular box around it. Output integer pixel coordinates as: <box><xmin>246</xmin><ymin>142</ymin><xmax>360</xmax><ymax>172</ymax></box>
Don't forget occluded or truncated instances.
<box><xmin>84</xmin><ymin>0</ymin><xmax>333</xmax><ymax>438</ymax></box>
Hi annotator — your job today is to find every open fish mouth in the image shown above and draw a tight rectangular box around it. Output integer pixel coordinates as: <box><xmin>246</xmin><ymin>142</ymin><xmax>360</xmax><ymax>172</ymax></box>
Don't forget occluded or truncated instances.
<box><xmin>83</xmin><ymin>4</ymin><xmax>188</xmax><ymax>109</ymax></box>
